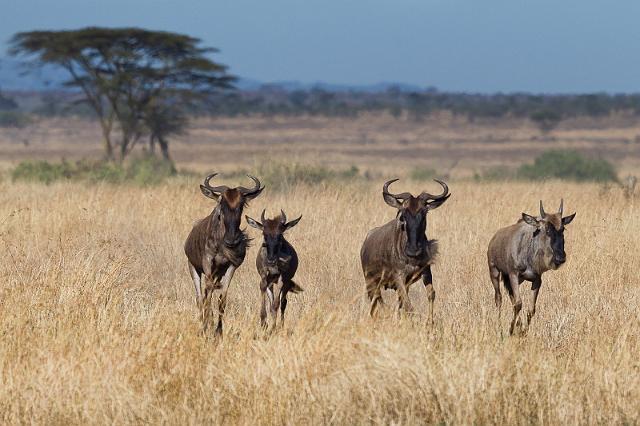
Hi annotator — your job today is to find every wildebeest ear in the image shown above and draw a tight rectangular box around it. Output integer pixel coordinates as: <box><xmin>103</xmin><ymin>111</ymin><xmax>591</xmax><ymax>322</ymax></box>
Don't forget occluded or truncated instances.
<box><xmin>562</xmin><ymin>212</ymin><xmax>576</xmax><ymax>226</ymax></box>
<box><xmin>200</xmin><ymin>185</ymin><xmax>220</xmax><ymax>200</ymax></box>
<box><xmin>426</xmin><ymin>193</ymin><xmax>451</xmax><ymax>211</ymax></box>
<box><xmin>284</xmin><ymin>215</ymin><xmax>302</xmax><ymax>231</ymax></box>
<box><xmin>245</xmin><ymin>215</ymin><xmax>263</xmax><ymax>230</ymax></box>
<box><xmin>383</xmin><ymin>193</ymin><xmax>403</xmax><ymax>209</ymax></box>
<box><xmin>521</xmin><ymin>213</ymin><xmax>540</xmax><ymax>227</ymax></box>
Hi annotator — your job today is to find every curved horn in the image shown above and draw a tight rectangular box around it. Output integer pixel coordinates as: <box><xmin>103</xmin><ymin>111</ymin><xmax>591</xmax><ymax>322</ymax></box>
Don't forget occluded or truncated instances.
<box><xmin>202</xmin><ymin>173</ymin><xmax>229</xmax><ymax>193</ymax></box>
<box><xmin>260</xmin><ymin>209</ymin><xmax>266</xmax><ymax>224</ymax></box>
<box><xmin>419</xmin><ymin>179</ymin><xmax>449</xmax><ymax>201</ymax></box>
<box><xmin>558</xmin><ymin>198</ymin><xmax>564</xmax><ymax>216</ymax></box>
<box><xmin>540</xmin><ymin>200</ymin><xmax>546</xmax><ymax>218</ymax></box>
<box><xmin>280</xmin><ymin>209</ymin><xmax>287</xmax><ymax>224</ymax></box>
<box><xmin>382</xmin><ymin>179</ymin><xmax>412</xmax><ymax>201</ymax></box>
<box><xmin>239</xmin><ymin>174</ymin><xmax>262</xmax><ymax>195</ymax></box>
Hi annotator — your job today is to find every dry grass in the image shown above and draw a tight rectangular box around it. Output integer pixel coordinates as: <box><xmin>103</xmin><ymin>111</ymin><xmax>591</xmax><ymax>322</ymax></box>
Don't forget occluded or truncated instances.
<box><xmin>1</xmin><ymin>176</ymin><xmax>639</xmax><ymax>424</ymax></box>
<box><xmin>2</xmin><ymin>114</ymin><xmax>640</xmax><ymax>176</ymax></box>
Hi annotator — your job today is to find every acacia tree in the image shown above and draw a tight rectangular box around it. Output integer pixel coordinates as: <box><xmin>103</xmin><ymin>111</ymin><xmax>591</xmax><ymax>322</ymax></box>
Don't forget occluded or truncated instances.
<box><xmin>9</xmin><ymin>27</ymin><xmax>234</xmax><ymax>161</ymax></box>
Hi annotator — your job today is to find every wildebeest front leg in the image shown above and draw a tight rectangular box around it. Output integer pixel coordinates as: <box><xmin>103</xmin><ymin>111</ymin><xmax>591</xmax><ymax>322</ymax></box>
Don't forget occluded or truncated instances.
<box><xmin>260</xmin><ymin>278</ymin><xmax>269</xmax><ymax>328</ymax></box>
<box><xmin>280</xmin><ymin>287</ymin><xmax>289</xmax><ymax>327</ymax></box>
<box><xmin>396</xmin><ymin>278</ymin><xmax>413</xmax><ymax>316</ymax></box>
<box><xmin>525</xmin><ymin>278</ymin><xmax>541</xmax><ymax>333</ymax></box>
<box><xmin>422</xmin><ymin>266</ymin><xmax>436</xmax><ymax>325</ymax></box>
<box><xmin>215</xmin><ymin>265</ymin><xmax>237</xmax><ymax>336</ymax></box>
<box><xmin>270</xmin><ymin>277</ymin><xmax>284</xmax><ymax>330</ymax></box>
<box><xmin>508</xmin><ymin>272</ymin><xmax>523</xmax><ymax>335</ymax></box>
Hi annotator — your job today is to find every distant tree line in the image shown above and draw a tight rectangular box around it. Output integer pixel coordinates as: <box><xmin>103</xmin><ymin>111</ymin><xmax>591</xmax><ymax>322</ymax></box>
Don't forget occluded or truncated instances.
<box><xmin>203</xmin><ymin>88</ymin><xmax>640</xmax><ymax>123</ymax></box>
<box><xmin>17</xmin><ymin>88</ymin><xmax>640</xmax><ymax>121</ymax></box>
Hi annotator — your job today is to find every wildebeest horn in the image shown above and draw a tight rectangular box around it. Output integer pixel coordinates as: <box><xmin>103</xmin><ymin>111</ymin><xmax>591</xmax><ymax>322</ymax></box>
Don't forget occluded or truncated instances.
<box><xmin>280</xmin><ymin>209</ymin><xmax>287</xmax><ymax>224</ymax></box>
<box><xmin>239</xmin><ymin>174</ymin><xmax>262</xmax><ymax>196</ymax></box>
<box><xmin>419</xmin><ymin>179</ymin><xmax>449</xmax><ymax>201</ymax></box>
<box><xmin>260</xmin><ymin>209</ymin><xmax>266</xmax><ymax>223</ymax></box>
<box><xmin>382</xmin><ymin>179</ymin><xmax>412</xmax><ymax>201</ymax></box>
<box><xmin>558</xmin><ymin>198</ymin><xmax>563</xmax><ymax>215</ymax></box>
<box><xmin>540</xmin><ymin>200</ymin><xmax>546</xmax><ymax>218</ymax></box>
<box><xmin>202</xmin><ymin>173</ymin><xmax>230</xmax><ymax>193</ymax></box>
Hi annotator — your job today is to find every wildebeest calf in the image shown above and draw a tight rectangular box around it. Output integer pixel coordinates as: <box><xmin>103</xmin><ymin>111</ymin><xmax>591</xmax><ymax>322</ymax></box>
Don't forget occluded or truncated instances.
<box><xmin>246</xmin><ymin>209</ymin><xmax>303</xmax><ymax>329</ymax></box>
<box><xmin>487</xmin><ymin>200</ymin><xmax>576</xmax><ymax>335</ymax></box>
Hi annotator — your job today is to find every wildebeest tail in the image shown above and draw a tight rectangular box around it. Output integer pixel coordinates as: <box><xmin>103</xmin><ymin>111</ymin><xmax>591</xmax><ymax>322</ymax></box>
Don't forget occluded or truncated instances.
<box><xmin>288</xmin><ymin>279</ymin><xmax>304</xmax><ymax>293</ymax></box>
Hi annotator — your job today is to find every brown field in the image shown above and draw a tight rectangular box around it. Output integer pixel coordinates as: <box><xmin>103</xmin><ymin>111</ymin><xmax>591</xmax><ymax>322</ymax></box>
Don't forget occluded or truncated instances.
<box><xmin>1</xmin><ymin>177</ymin><xmax>639</xmax><ymax>424</ymax></box>
<box><xmin>1</xmin><ymin>113</ymin><xmax>640</xmax><ymax>176</ymax></box>
<box><xmin>0</xmin><ymin>115</ymin><xmax>639</xmax><ymax>424</ymax></box>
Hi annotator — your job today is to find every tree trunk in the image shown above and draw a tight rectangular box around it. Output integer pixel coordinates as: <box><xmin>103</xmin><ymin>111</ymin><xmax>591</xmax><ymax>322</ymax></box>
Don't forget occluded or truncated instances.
<box><xmin>149</xmin><ymin>134</ymin><xmax>156</xmax><ymax>154</ymax></box>
<box><xmin>100</xmin><ymin>124</ymin><xmax>114</xmax><ymax>161</ymax></box>
<box><xmin>159</xmin><ymin>136</ymin><xmax>171</xmax><ymax>161</ymax></box>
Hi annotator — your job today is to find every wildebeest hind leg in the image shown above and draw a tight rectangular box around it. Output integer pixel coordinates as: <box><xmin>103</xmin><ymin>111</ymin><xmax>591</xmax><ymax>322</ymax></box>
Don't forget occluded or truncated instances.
<box><xmin>422</xmin><ymin>266</ymin><xmax>435</xmax><ymax>325</ymax></box>
<box><xmin>396</xmin><ymin>281</ymin><xmax>413</xmax><ymax>317</ymax></box>
<box><xmin>508</xmin><ymin>272</ymin><xmax>523</xmax><ymax>335</ymax></box>
<box><xmin>366</xmin><ymin>279</ymin><xmax>383</xmax><ymax>317</ymax></box>
<box><xmin>188</xmin><ymin>261</ymin><xmax>203</xmax><ymax>309</ymax></box>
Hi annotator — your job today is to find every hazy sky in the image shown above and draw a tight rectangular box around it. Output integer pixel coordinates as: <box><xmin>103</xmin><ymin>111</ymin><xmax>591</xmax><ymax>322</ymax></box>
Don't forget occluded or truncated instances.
<box><xmin>2</xmin><ymin>0</ymin><xmax>640</xmax><ymax>92</ymax></box>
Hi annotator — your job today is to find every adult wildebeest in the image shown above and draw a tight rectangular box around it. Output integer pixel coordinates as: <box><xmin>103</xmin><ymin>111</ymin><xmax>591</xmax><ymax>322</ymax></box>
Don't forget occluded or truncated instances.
<box><xmin>360</xmin><ymin>179</ymin><xmax>450</xmax><ymax>322</ymax></box>
<box><xmin>487</xmin><ymin>200</ymin><xmax>576</xmax><ymax>335</ymax></box>
<box><xmin>184</xmin><ymin>173</ymin><xmax>264</xmax><ymax>335</ymax></box>
<box><xmin>246</xmin><ymin>209</ymin><xmax>303</xmax><ymax>330</ymax></box>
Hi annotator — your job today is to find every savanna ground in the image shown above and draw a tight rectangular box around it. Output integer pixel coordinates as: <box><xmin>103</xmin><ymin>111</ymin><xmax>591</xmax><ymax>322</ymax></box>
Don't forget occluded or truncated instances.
<box><xmin>0</xmin><ymin>114</ymin><xmax>639</xmax><ymax>424</ymax></box>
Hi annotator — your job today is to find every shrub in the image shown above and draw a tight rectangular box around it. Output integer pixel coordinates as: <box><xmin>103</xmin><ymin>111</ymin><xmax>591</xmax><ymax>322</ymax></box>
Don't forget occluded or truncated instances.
<box><xmin>530</xmin><ymin>110</ymin><xmax>562</xmax><ymax>133</ymax></box>
<box><xmin>0</xmin><ymin>111</ymin><xmax>31</xmax><ymax>128</ymax></box>
<box><xmin>126</xmin><ymin>155</ymin><xmax>176</xmax><ymax>186</ymax></box>
<box><xmin>473</xmin><ymin>166</ymin><xmax>516</xmax><ymax>182</ymax></box>
<box><xmin>11</xmin><ymin>160</ymin><xmax>74</xmax><ymax>184</ymax></box>
<box><xmin>228</xmin><ymin>161</ymin><xmax>360</xmax><ymax>191</ymax></box>
<box><xmin>409</xmin><ymin>167</ymin><xmax>438</xmax><ymax>181</ymax></box>
<box><xmin>517</xmin><ymin>150</ymin><xmax>617</xmax><ymax>182</ymax></box>
<box><xmin>11</xmin><ymin>155</ymin><xmax>178</xmax><ymax>185</ymax></box>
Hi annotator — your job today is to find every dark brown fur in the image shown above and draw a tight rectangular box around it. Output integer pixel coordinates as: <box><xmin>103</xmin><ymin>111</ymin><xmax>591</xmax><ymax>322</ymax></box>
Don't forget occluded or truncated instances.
<box><xmin>360</xmin><ymin>179</ymin><xmax>450</xmax><ymax>323</ymax></box>
<box><xmin>246</xmin><ymin>211</ymin><xmax>302</xmax><ymax>329</ymax></box>
<box><xmin>184</xmin><ymin>173</ymin><xmax>263</xmax><ymax>336</ymax></box>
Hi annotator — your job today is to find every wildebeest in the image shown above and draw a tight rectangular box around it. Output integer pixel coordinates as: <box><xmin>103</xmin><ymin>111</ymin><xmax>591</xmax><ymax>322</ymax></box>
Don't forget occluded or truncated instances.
<box><xmin>487</xmin><ymin>200</ymin><xmax>576</xmax><ymax>335</ymax></box>
<box><xmin>184</xmin><ymin>173</ymin><xmax>264</xmax><ymax>335</ymax></box>
<box><xmin>360</xmin><ymin>179</ymin><xmax>450</xmax><ymax>322</ymax></box>
<box><xmin>246</xmin><ymin>209</ymin><xmax>303</xmax><ymax>329</ymax></box>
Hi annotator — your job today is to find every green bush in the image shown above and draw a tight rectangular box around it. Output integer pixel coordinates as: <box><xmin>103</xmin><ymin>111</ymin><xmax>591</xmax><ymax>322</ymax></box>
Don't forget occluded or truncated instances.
<box><xmin>222</xmin><ymin>161</ymin><xmax>359</xmax><ymax>191</ymax></box>
<box><xmin>473</xmin><ymin>166</ymin><xmax>516</xmax><ymax>182</ymax></box>
<box><xmin>11</xmin><ymin>155</ymin><xmax>178</xmax><ymax>185</ymax></box>
<box><xmin>409</xmin><ymin>167</ymin><xmax>438</xmax><ymax>181</ymax></box>
<box><xmin>517</xmin><ymin>150</ymin><xmax>617</xmax><ymax>182</ymax></box>
<box><xmin>11</xmin><ymin>160</ymin><xmax>74</xmax><ymax>184</ymax></box>
<box><xmin>0</xmin><ymin>111</ymin><xmax>31</xmax><ymax>128</ymax></box>
<box><xmin>126</xmin><ymin>155</ymin><xmax>176</xmax><ymax>186</ymax></box>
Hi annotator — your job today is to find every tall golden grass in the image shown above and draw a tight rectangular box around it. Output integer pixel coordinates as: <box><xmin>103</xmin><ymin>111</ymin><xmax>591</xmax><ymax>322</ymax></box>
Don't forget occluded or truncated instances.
<box><xmin>0</xmin><ymin>177</ymin><xmax>638</xmax><ymax>424</ymax></box>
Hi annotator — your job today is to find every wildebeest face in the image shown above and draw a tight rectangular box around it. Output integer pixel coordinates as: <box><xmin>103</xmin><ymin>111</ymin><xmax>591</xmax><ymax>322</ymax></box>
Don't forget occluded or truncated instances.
<box><xmin>398</xmin><ymin>202</ymin><xmax>428</xmax><ymax>258</ymax></box>
<box><xmin>382</xmin><ymin>179</ymin><xmax>450</xmax><ymax>259</ymax></box>
<box><xmin>199</xmin><ymin>173</ymin><xmax>264</xmax><ymax>248</ymax></box>
<box><xmin>219</xmin><ymin>191</ymin><xmax>245</xmax><ymax>247</ymax></box>
<box><xmin>522</xmin><ymin>200</ymin><xmax>576</xmax><ymax>269</ymax></box>
<box><xmin>246</xmin><ymin>210</ymin><xmax>302</xmax><ymax>266</ymax></box>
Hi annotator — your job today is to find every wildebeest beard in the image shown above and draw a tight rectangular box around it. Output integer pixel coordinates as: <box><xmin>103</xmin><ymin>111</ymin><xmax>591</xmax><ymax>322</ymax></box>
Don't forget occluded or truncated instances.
<box><xmin>215</xmin><ymin>201</ymin><xmax>252</xmax><ymax>265</ymax></box>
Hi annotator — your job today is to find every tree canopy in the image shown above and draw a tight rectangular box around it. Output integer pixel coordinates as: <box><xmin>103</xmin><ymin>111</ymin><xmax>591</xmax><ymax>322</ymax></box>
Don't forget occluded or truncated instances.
<box><xmin>9</xmin><ymin>27</ymin><xmax>234</xmax><ymax>161</ymax></box>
